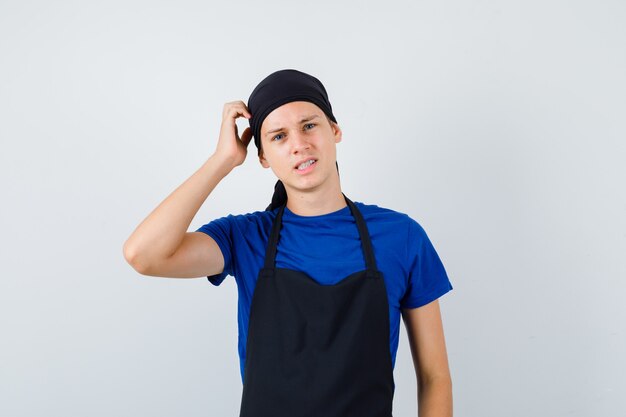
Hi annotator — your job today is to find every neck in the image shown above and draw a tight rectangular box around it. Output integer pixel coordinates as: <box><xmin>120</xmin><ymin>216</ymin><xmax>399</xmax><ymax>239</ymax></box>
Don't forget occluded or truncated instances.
<box><xmin>284</xmin><ymin>177</ymin><xmax>346</xmax><ymax>217</ymax></box>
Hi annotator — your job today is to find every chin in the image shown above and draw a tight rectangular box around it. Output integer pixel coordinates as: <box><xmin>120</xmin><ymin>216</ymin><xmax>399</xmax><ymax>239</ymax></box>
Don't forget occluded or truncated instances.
<box><xmin>283</xmin><ymin>179</ymin><xmax>323</xmax><ymax>193</ymax></box>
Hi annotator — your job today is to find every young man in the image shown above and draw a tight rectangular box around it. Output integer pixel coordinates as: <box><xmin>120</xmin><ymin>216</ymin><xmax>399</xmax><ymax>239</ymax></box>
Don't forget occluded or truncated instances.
<box><xmin>123</xmin><ymin>69</ymin><xmax>454</xmax><ymax>417</ymax></box>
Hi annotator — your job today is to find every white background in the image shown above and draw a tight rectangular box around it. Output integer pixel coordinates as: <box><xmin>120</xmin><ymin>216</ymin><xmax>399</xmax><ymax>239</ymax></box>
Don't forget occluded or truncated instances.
<box><xmin>1</xmin><ymin>0</ymin><xmax>624</xmax><ymax>416</ymax></box>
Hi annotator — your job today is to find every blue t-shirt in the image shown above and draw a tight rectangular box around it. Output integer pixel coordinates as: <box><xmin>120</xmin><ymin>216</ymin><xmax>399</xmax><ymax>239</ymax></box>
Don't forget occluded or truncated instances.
<box><xmin>195</xmin><ymin>201</ymin><xmax>453</xmax><ymax>384</ymax></box>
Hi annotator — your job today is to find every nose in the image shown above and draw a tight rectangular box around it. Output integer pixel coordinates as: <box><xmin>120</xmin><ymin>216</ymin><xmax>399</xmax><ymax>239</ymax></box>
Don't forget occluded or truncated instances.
<box><xmin>290</xmin><ymin>130</ymin><xmax>310</xmax><ymax>153</ymax></box>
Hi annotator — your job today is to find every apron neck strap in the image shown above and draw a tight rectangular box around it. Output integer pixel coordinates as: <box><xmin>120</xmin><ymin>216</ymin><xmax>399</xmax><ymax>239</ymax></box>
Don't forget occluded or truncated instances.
<box><xmin>263</xmin><ymin>193</ymin><xmax>378</xmax><ymax>272</ymax></box>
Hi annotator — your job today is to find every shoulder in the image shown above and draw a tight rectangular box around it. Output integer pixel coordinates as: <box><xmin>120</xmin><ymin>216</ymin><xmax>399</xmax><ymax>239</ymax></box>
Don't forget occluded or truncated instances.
<box><xmin>228</xmin><ymin>207</ymin><xmax>277</xmax><ymax>222</ymax></box>
<box><xmin>196</xmin><ymin>207</ymin><xmax>278</xmax><ymax>237</ymax></box>
<box><xmin>354</xmin><ymin>201</ymin><xmax>428</xmax><ymax>244</ymax></box>
<box><xmin>353</xmin><ymin>200</ymin><xmax>424</xmax><ymax>232</ymax></box>
<box><xmin>217</xmin><ymin>207</ymin><xmax>278</xmax><ymax>230</ymax></box>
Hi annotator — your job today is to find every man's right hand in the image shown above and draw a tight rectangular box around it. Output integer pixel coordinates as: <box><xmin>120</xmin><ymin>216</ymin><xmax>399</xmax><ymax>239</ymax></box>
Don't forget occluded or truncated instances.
<box><xmin>213</xmin><ymin>101</ymin><xmax>254</xmax><ymax>169</ymax></box>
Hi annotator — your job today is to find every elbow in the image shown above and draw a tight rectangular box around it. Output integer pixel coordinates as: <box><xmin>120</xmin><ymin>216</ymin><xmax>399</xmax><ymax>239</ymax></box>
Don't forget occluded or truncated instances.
<box><xmin>418</xmin><ymin>372</ymin><xmax>452</xmax><ymax>391</ymax></box>
<box><xmin>123</xmin><ymin>241</ymin><xmax>151</xmax><ymax>275</ymax></box>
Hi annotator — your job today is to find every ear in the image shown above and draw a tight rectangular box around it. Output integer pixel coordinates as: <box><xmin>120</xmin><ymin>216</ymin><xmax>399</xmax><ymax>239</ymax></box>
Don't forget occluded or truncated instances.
<box><xmin>259</xmin><ymin>149</ymin><xmax>270</xmax><ymax>168</ymax></box>
<box><xmin>332</xmin><ymin>122</ymin><xmax>342</xmax><ymax>144</ymax></box>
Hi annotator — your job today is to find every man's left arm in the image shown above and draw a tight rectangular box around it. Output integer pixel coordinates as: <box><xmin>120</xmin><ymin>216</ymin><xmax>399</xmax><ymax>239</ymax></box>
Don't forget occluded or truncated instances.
<box><xmin>401</xmin><ymin>299</ymin><xmax>453</xmax><ymax>417</ymax></box>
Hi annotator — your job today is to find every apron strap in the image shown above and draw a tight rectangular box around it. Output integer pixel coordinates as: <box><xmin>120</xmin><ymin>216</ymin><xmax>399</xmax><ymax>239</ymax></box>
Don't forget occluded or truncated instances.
<box><xmin>263</xmin><ymin>201</ymin><xmax>286</xmax><ymax>271</ymax></box>
<box><xmin>263</xmin><ymin>193</ymin><xmax>379</xmax><ymax>273</ymax></box>
<box><xmin>343</xmin><ymin>194</ymin><xmax>379</xmax><ymax>272</ymax></box>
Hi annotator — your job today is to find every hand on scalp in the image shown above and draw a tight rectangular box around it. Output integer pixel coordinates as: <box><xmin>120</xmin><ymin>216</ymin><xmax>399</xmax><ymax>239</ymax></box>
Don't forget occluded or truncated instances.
<box><xmin>214</xmin><ymin>100</ymin><xmax>254</xmax><ymax>169</ymax></box>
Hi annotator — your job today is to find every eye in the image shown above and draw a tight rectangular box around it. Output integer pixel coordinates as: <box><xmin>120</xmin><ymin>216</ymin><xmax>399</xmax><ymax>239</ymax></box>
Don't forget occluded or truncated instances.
<box><xmin>272</xmin><ymin>133</ymin><xmax>284</xmax><ymax>141</ymax></box>
<box><xmin>304</xmin><ymin>123</ymin><xmax>316</xmax><ymax>130</ymax></box>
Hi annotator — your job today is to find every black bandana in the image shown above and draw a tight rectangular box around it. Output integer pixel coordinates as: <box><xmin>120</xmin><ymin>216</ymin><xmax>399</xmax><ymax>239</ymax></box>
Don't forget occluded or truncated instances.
<box><xmin>247</xmin><ymin>69</ymin><xmax>338</xmax><ymax>155</ymax></box>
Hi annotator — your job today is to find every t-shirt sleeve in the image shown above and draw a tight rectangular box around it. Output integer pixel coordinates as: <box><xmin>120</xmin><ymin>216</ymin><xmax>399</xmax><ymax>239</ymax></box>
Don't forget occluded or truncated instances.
<box><xmin>195</xmin><ymin>215</ymin><xmax>236</xmax><ymax>286</ymax></box>
<box><xmin>400</xmin><ymin>219</ymin><xmax>453</xmax><ymax>309</ymax></box>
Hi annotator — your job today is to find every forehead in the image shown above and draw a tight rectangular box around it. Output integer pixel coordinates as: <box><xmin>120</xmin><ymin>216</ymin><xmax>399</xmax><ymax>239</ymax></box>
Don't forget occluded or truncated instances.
<box><xmin>261</xmin><ymin>101</ymin><xmax>324</xmax><ymax>132</ymax></box>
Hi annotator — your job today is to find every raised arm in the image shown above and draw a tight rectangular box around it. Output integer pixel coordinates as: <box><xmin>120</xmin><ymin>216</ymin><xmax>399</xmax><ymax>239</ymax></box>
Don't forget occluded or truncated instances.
<box><xmin>401</xmin><ymin>299</ymin><xmax>453</xmax><ymax>417</ymax></box>
<box><xmin>123</xmin><ymin>101</ymin><xmax>252</xmax><ymax>278</ymax></box>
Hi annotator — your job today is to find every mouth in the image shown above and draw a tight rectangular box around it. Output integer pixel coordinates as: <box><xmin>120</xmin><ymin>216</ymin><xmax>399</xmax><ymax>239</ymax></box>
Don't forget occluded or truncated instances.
<box><xmin>294</xmin><ymin>158</ymin><xmax>317</xmax><ymax>171</ymax></box>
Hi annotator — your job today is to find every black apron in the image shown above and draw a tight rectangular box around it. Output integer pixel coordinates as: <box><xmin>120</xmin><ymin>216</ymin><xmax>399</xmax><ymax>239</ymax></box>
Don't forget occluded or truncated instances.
<box><xmin>238</xmin><ymin>194</ymin><xmax>395</xmax><ymax>417</ymax></box>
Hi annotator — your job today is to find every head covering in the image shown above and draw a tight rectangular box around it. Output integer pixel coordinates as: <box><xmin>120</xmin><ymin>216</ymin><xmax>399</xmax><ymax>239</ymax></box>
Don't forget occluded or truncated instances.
<box><xmin>247</xmin><ymin>69</ymin><xmax>339</xmax><ymax>211</ymax></box>
<box><xmin>248</xmin><ymin>69</ymin><xmax>338</xmax><ymax>153</ymax></box>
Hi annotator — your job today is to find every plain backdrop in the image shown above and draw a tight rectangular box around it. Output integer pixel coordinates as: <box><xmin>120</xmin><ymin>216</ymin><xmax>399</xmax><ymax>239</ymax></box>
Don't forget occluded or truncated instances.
<box><xmin>1</xmin><ymin>0</ymin><xmax>624</xmax><ymax>416</ymax></box>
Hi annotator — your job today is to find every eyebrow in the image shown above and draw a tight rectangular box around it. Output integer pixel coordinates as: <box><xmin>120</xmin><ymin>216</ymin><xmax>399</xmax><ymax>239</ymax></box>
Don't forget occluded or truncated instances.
<box><xmin>265</xmin><ymin>115</ymin><xmax>320</xmax><ymax>137</ymax></box>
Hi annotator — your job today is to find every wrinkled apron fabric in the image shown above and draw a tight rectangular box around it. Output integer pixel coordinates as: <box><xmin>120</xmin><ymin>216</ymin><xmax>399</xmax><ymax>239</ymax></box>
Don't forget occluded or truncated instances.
<box><xmin>238</xmin><ymin>194</ymin><xmax>394</xmax><ymax>417</ymax></box>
